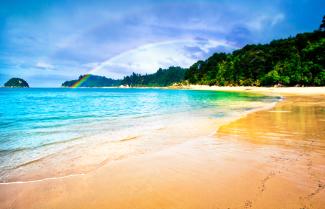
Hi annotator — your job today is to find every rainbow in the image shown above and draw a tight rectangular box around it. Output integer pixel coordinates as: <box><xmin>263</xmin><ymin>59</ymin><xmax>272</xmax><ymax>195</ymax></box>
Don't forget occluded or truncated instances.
<box><xmin>71</xmin><ymin>74</ymin><xmax>92</xmax><ymax>88</ymax></box>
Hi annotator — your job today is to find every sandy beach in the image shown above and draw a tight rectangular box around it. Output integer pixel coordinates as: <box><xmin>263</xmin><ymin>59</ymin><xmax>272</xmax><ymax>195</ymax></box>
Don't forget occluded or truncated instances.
<box><xmin>0</xmin><ymin>87</ymin><xmax>324</xmax><ymax>209</ymax></box>
<box><xmin>184</xmin><ymin>85</ymin><xmax>325</xmax><ymax>96</ymax></box>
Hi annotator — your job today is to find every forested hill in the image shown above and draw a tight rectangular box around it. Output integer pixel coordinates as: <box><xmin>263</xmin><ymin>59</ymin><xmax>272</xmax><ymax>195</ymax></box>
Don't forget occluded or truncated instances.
<box><xmin>4</xmin><ymin>78</ymin><xmax>29</xmax><ymax>88</ymax></box>
<box><xmin>62</xmin><ymin>75</ymin><xmax>121</xmax><ymax>87</ymax></box>
<box><xmin>121</xmin><ymin>66</ymin><xmax>186</xmax><ymax>87</ymax></box>
<box><xmin>184</xmin><ymin>25</ymin><xmax>325</xmax><ymax>86</ymax></box>
<box><xmin>61</xmin><ymin>66</ymin><xmax>186</xmax><ymax>87</ymax></box>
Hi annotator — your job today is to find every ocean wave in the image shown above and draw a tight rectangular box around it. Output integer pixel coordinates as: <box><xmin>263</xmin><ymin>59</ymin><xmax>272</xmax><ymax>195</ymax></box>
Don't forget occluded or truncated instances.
<box><xmin>0</xmin><ymin>136</ymin><xmax>84</xmax><ymax>156</ymax></box>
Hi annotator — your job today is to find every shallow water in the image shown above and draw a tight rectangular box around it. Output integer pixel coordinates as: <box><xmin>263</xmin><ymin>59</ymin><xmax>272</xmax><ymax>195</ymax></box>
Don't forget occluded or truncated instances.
<box><xmin>0</xmin><ymin>88</ymin><xmax>278</xmax><ymax>182</ymax></box>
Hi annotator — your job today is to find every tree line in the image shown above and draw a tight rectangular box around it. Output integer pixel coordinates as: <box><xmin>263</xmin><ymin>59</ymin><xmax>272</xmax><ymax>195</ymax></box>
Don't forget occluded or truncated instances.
<box><xmin>120</xmin><ymin>66</ymin><xmax>186</xmax><ymax>87</ymax></box>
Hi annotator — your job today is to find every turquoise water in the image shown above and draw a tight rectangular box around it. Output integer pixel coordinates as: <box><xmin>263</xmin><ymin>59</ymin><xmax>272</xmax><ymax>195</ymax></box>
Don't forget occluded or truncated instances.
<box><xmin>0</xmin><ymin>88</ymin><xmax>278</xmax><ymax>182</ymax></box>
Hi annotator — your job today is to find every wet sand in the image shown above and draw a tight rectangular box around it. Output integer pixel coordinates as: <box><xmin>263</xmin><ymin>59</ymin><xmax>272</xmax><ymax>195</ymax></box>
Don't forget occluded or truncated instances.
<box><xmin>1</xmin><ymin>93</ymin><xmax>324</xmax><ymax>209</ymax></box>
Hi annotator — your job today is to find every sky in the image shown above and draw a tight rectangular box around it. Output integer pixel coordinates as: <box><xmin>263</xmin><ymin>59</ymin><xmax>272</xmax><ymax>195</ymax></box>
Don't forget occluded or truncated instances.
<box><xmin>0</xmin><ymin>0</ymin><xmax>324</xmax><ymax>87</ymax></box>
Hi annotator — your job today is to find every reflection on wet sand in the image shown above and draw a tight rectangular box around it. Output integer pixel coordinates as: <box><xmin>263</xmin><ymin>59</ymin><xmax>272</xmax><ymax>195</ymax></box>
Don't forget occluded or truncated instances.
<box><xmin>218</xmin><ymin>96</ymin><xmax>325</xmax><ymax>151</ymax></box>
<box><xmin>0</xmin><ymin>95</ymin><xmax>324</xmax><ymax>209</ymax></box>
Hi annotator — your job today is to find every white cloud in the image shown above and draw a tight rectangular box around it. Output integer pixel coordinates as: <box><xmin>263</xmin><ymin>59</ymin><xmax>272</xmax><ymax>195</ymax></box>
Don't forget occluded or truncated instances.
<box><xmin>271</xmin><ymin>14</ymin><xmax>285</xmax><ymax>26</ymax></box>
<box><xmin>35</xmin><ymin>61</ymin><xmax>54</xmax><ymax>70</ymax></box>
<box><xmin>246</xmin><ymin>13</ymin><xmax>285</xmax><ymax>31</ymax></box>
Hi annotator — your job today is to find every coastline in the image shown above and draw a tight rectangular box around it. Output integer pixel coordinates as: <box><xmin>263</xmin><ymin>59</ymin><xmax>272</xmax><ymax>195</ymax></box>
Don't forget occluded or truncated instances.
<box><xmin>181</xmin><ymin>85</ymin><xmax>325</xmax><ymax>96</ymax></box>
<box><xmin>16</xmin><ymin>85</ymin><xmax>325</xmax><ymax>96</ymax></box>
<box><xmin>0</xmin><ymin>88</ymin><xmax>324</xmax><ymax>209</ymax></box>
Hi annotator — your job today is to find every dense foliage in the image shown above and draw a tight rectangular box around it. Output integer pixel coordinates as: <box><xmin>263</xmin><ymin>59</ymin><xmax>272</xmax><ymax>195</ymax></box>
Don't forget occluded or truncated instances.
<box><xmin>4</xmin><ymin>78</ymin><xmax>29</xmax><ymax>88</ymax></box>
<box><xmin>121</xmin><ymin>66</ymin><xmax>186</xmax><ymax>86</ymax></box>
<box><xmin>62</xmin><ymin>75</ymin><xmax>121</xmax><ymax>87</ymax></box>
<box><xmin>185</xmin><ymin>28</ymin><xmax>325</xmax><ymax>86</ymax></box>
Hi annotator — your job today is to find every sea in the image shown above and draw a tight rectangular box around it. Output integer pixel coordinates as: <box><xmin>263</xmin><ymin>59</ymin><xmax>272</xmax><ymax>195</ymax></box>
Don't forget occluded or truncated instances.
<box><xmin>0</xmin><ymin>88</ymin><xmax>279</xmax><ymax>183</ymax></box>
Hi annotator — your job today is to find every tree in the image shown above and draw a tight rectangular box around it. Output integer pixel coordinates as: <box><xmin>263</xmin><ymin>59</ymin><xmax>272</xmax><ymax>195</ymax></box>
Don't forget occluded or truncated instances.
<box><xmin>320</xmin><ymin>15</ymin><xmax>325</xmax><ymax>31</ymax></box>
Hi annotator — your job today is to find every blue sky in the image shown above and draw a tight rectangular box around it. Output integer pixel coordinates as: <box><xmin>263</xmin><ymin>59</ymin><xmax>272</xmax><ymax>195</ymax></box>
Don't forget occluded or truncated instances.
<box><xmin>0</xmin><ymin>0</ymin><xmax>324</xmax><ymax>86</ymax></box>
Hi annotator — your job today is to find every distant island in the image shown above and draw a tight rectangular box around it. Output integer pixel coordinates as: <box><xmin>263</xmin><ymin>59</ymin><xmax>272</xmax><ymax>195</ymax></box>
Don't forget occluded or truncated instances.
<box><xmin>4</xmin><ymin>78</ymin><xmax>29</xmax><ymax>88</ymax></box>
<box><xmin>62</xmin><ymin>75</ymin><xmax>121</xmax><ymax>87</ymax></box>
<box><xmin>63</xmin><ymin>17</ymin><xmax>324</xmax><ymax>88</ymax></box>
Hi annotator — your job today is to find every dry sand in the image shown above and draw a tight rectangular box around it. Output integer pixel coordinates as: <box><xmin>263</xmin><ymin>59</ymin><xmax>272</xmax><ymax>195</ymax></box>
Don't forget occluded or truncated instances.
<box><xmin>0</xmin><ymin>87</ymin><xmax>324</xmax><ymax>209</ymax></box>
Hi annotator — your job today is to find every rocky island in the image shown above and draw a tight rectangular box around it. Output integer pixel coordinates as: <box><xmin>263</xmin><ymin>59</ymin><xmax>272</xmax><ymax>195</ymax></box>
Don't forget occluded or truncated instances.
<box><xmin>4</xmin><ymin>78</ymin><xmax>29</xmax><ymax>88</ymax></box>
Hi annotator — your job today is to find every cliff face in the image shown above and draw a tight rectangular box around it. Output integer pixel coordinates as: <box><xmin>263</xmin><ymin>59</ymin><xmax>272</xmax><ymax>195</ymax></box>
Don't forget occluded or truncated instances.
<box><xmin>4</xmin><ymin>78</ymin><xmax>29</xmax><ymax>88</ymax></box>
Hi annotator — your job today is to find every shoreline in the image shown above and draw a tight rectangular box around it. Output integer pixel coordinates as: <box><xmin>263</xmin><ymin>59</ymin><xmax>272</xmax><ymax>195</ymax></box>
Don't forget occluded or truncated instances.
<box><xmin>0</xmin><ymin>92</ymin><xmax>277</xmax><ymax>184</ymax></box>
<box><xmin>182</xmin><ymin>85</ymin><xmax>325</xmax><ymax>96</ymax></box>
<box><xmin>6</xmin><ymin>85</ymin><xmax>325</xmax><ymax>96</ymax></box>
<box><xmin>0</xmin><ymin>89</ymin><xmax>324</xmax><ymax>209</ymax></box>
